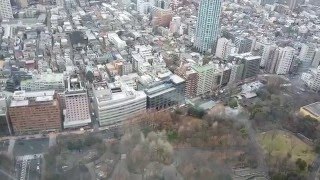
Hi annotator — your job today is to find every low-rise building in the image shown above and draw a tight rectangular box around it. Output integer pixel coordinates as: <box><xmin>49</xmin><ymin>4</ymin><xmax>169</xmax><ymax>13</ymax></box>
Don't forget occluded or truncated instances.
<box><xmin>20</xmin><ymin>73</ymin><xmax>65</xmax><ymax>92</ymax></box>
<box><xmin>144</xmin><ymin>74</ymin><xmax>185</xmax><ymax>110</ymax></box>
<box><xmin>8</xmin><ymin>90</ymin><xmax>62</xmax><ymax>134</ymax></box>
<box><xmin>93</xmin><ymin>85</ymin><xmax>146</xmax><ymax>126</ymax></box>
<box><xmin>300</xmin><ymin>102</ymin><xmax>320</xmax><ymax>121</ymax></box>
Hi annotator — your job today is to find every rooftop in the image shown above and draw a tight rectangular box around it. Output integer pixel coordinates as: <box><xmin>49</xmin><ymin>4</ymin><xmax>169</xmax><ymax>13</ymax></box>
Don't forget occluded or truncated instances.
<box><xmin>302</xmin><ymin>102</ymin><xmax>320</xmax><ymax>118</ymax></box>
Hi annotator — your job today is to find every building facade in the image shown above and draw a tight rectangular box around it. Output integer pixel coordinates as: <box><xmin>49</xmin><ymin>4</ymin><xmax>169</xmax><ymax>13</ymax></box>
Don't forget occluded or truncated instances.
<box><xmin>275</xmin><ymin>47</ymin><xmax>295</xmax><ymax>75</ymax></box>
<box><xmin>8</xmin><ymin>91</ymin><xmax>62</xmax><ymax>134</ymax></box>
<box><xmin>20</xmin><ymin>73</ymin><xmax>65</xmax><ymax>92</ymax></box>
<box><xmin>0</xmin><ymin>0</ymin><xmax>13</xmax><ymax>19</ymax></box>
<box><xmin>63</xmin><ymin>77</ymin><xmax>91</xmax><ymax>128</ymax></box>
<box><xmin>93</xmin><ymin>86</ymin><xmax>146</xmax><ymax>126</ymax></box>
<box><xmin>144</xmin><ymin>75</ymin><xmax>185</xmax><ymax>109</ymax></box>
<box><xmin>194</xmin><ymin>0</ymin><xmax>222</xmax><ymax>53</ymax></box>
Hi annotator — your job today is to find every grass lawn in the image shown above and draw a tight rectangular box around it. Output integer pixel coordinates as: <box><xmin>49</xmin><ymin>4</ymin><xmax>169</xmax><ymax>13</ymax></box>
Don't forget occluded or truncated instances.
<box><xmin>258</xmin><ymin>130</ymin><xmax>316</xmax><ymax>165</ymax></box>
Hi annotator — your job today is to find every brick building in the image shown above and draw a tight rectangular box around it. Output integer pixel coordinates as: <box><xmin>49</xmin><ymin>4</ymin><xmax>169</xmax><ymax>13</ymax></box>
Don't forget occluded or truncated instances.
<box><xmin>8</xmin><ymin>90</ymin><xmax>62</xmax><ymax>134</ymax></box>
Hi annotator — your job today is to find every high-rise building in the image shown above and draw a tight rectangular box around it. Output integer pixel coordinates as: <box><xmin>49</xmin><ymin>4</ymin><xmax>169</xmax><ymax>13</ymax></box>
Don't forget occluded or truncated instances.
<box><xmin>235</xmin><ymin>37</ymin><xmax>253</xmax><ymax>54</ymax></box>
<box><xmin>176</xmin><ymin>66</ymin><xmax>199</xmax><ymax>98</ymax></box>
<box><xmin>169</xmin><ymin>16</ymin><xmax>182</xmax><ymax>34</ymax></box>
<box><xmin>299</xmin><ymin>43</ymin><xmax>315</xmax><ymax>71</ymax></box>
<box><xmin>242</xmin><ymin>56</ymin><xmax>261</xmax><ymax>79</ymax></box>
<box><xmin>0</xmin><ymin>0</ymin><xmax>13</xmax><ymax>19</ymax></box>
<box><xmin>302</xmin><ymin>67</ymin><xmax>320</xmax><ymax>92</ymax></box>
<box><xmin>265</xmin><ymin>46</ymin><xmax>280</xmax><ymax>73</ymax></box>
<box><xmin>93</xmin><ymin>85</ymin><xmax>146</xmax><ymax>126</ymax></box>
<box><xmin>63</xmin><ymin>77</ymin><xmax>91</xmax><ymax>129</ymax></box>
<box><xmin>312</xmin><ymin>49</ymin><xmax>320</xmax><ymax>68</ymax></box>
<box><xmin>275</xmin><ymin>47</ymin><xmax>295</xmax><ymax>75</ymax></box>
<box><xmin>194</xmin><ymin>0</ymin><xmax>222</xmax><ymax>53</ymax></box>
<box><xmin>288</xmin><ymin>0</ymin><xmax>304</xmax><ymax>11</ymax></box>
<box><xmin>193</xmin><ymin>64</ymin><xmax>222</xmax><ymax>96</ymax></box>
<box><xmin>8</xmin><ymin>91</ymin><xmax>62</xmax><ymax>134</ymax></box>
<box><xmin>229</xmin><ymin>53</ymin><xmax>261</xmax><ymax>79</ymax></box>
<box><xmin>258</xmin><ymin>42</ymin><xmax>275</xmax><ymax>67</ymax></box>
<box><xmin>215</xmin><ymin>37</ymin><xmax>235</xmax><ymax>60</ymax></box>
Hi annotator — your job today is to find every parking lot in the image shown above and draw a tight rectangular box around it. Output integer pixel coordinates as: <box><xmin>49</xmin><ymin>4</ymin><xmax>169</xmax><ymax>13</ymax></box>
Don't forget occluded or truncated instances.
<box><xmin>13</xmin><ymin>138</ymin><xmax>49</xmax><ymax>156</ymax></box>
<box><xmin>0</xmin><ymin>140</ymin><xmax>9</xmax><ymax>152</ymax></box>
<box><xmin>15</xmin><ymin>156</ymin><xmax>41</xmax><ymax>180</ymax></box>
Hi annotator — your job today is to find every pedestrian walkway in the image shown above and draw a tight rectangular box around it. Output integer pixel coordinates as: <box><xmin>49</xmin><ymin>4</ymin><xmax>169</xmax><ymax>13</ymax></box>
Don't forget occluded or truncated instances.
<box><xmin>48</xmin><ymin>134</ymin><xmax>56</xmax><ymax>147</ymax></box>
<box><xmin>7</xmin><ymin>139</ymin><xmax>15</xmax><ymax>155</ymax></box>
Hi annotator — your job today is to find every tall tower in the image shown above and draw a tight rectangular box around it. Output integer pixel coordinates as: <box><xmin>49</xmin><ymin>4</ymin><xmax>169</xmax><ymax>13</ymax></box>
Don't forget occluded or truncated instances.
<box><xmin>275</xmin><ymin>47</ymin><xmax>295</xmax><ymax>75</ymax></box>
<box><xmin>194</xmin><ymin>0</ymin><xmax>222</xmax><ymax>53</ymax></box>
<box><xmin>0</xmin><ymin>0</ymin><xmax>13</xmax><ymax>19</ymax></box>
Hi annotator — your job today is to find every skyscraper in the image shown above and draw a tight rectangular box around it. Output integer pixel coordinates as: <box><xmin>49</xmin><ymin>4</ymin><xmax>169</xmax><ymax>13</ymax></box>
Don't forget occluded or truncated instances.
<box><xmin>194</xmin><ymin>0</ymin><xmax>222</xmax><ymax>53</ymax></box>
<box><xmin>0</xmin><ymin>0</ymin><xmax>13</xmax><ymax>19</ymax></box>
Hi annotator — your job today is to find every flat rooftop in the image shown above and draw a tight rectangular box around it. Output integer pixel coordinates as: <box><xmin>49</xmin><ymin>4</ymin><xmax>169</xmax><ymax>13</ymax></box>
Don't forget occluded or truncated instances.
<box><xmin>302</xmin><ymin>102</ymin><xmax>320</xmax><ymax>118</ymax></box>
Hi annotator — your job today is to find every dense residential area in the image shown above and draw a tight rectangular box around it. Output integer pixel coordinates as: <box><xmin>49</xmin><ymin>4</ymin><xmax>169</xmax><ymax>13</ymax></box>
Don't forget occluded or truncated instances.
<box><xmin>0</xmin><ymin>0</ymin><xmax>320</xmax><ymax>179</ymax></box>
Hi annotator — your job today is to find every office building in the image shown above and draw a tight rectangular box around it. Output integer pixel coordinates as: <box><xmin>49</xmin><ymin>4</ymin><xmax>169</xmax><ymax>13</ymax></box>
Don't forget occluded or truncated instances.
<box><xmin>242</xmin><ymin>56</ymin><xmax>261</xmax><ymax>79</ymax></box>
<box><xmin>0</xmin><ymin>0</ymin><xmax>13</xmax><ymax>19</ymax></box>
<box><xmin>20</xmin><ymin>73</ymin><xmax>65</xmax><ymax>92</ymax></box>
<box><xmin>312</xmin><ymin>49</ymin><xmax>320</xmax><ymax>68</ymax></box>
<box><xmin>192</xmin><ymin>64</ymin><xmax>222</xmax><ymax>96</ymax></box>
<box><xmin>63</xmin><ymin>77</ymin><xmax>91</xmax><ymax>128</ymax></box>
<box><xmin>0</xmin><ymin>96</ymin><xmax>10</xmax><ymax>135</ymax></box>
<box><xmin>275</xmin><ymin>47</ymin><xmax>295</xmax><ymax>75</ymax></box>
<box><xmin>235</xmin><ymin>37</ymin><xmax>254</xmax><ymax>54</ymax></box>
<box><xmin>8</xmin><ymin>91</ymin><xmax>62</xmax><ymax>134</ymax></box>
<box><xmin>194</xmin><ymin>0</ymin><xmax>222</xmax><ymax>53</ymax></box>
<box><xmin>93</xmin><ymin>85</ymin><xmax>146</xmax><ymax>126</ymax></box>
<box><xmin>144</xmin><ymin>75</ymin><xmax>185</xmax><ymax>110</ymax></box>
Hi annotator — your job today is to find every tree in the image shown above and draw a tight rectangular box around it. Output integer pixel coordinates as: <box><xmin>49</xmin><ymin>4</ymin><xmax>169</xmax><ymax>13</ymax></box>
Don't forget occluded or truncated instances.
<box><xmin>228</xmin><ymin>98</ymin><xmax>238</xmax><ymax>109</ymax></box>
<box><xmin>187</xmin><ymin>106</ymin><xmax>206</xmax><ymax>118</ymax></box>
<box><xmin>86</xmin><ymin>71</ymin><xmax>94</xmax><ymax>83</ymax></box>
<box><xmin>295</xmin><ymin>158</ymin><xmax>307</xmax><ymax>171</ymax></box>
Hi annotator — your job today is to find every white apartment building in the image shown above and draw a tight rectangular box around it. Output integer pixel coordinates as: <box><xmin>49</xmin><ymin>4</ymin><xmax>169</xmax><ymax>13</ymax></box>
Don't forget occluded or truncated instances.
<box><xmin>93</xmin><ymin>86</ymin><xmax>146</xmax><ymax>126</ymax></box>
<box><xmin>0</xmin><ymin>0</ymin><xmax>13</xmax><ymax>19</ymax></box>
<box><xmin>275</xmin><ymin>47</ymin><xmax>295</xmax><ymax>75</ymax></box>
<box><xmin>63</xmin><ymin>77</ymin><xmax>91</xmax><ymax>128</ymax></box>
<box><xmin>215</xmin><ymin>37</ymin><xmax>235</xmax><ymax>60</ymax></box>
<box><xmin>21</xmin><ymin>73</ymin><xmax>65</xmax><ymax>92</ymax></box>
<box><xmin>169</xmin><ymin>16</ymin><xmax>182</xmax><ymax>33</ymax></box>
<box><xmin>302</xmin><ymin>67</ymin><xmax>320</xmax><ymax>92</ymax></box>
<box><xmin>107</xmin><ymin>33</ymin><xmax>127</xmax><ymax>49</ymax></box>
